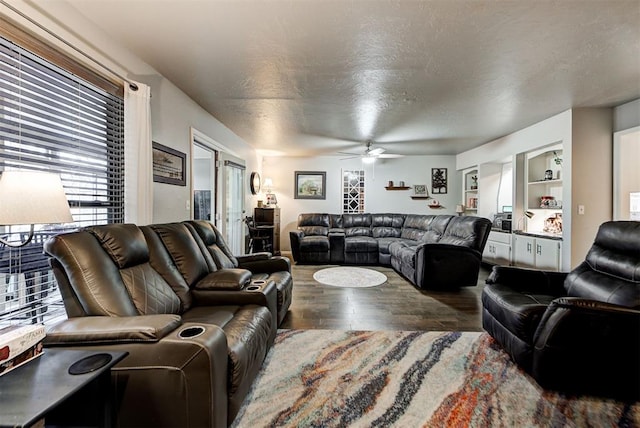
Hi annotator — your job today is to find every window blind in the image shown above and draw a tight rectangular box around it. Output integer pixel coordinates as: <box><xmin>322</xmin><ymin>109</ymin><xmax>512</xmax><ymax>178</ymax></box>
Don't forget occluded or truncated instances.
<box><xmin>0</xmin><ymin>36</ymin><xmax>124</xmax><ymax>328</ymax></box>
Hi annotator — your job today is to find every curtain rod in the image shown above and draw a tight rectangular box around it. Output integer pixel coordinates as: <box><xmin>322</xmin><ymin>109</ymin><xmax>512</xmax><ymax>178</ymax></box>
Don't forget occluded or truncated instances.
<box><xmin>0</xmin><ymin>0</ymin><xmax>138</xmax><ymax>91</ymax></box>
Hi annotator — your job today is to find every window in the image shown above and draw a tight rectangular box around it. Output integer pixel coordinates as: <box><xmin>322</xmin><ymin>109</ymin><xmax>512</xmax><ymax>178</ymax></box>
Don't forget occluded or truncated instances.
<box><xmin>0</xmin><ymin>36</ymin><xmax>125</xmax><ymax>328</ymax></box>
<box><xmin>343</xmin><ymin>170</ymin><xmax>365</xmax><ymax>213</ymax></box>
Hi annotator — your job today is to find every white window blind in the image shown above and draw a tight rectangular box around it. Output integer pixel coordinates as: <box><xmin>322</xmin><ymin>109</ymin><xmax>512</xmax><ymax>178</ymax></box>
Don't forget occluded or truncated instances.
<box><xmin>0</xmin><ymin>36</ymin><xmax>124</xmax><ymax>328</ymax></box>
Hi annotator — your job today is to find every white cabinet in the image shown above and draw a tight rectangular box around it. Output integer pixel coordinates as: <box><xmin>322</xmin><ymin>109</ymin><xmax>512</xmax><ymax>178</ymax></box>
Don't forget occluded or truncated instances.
<box><xmin>513</xmin><ymin>234</ymin><xmax>562</xmax><ymax>271</ymax></box>
<box><xmin>482</xmin><ymin>231</ymin><xmax>512</xmax><ymax>265</ymax></box>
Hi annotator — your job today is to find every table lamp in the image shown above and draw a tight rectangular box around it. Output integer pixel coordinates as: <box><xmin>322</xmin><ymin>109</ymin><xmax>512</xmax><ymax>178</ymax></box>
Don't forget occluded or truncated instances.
<box><xmin>0</xmin><ymin>170</ymin><xmax>74</xmax><ymax>247</ymax></box>
<box><xmin>455</xmin><ymin>205</ymin><xmax>465</xmax><ymax>216</ymax></box>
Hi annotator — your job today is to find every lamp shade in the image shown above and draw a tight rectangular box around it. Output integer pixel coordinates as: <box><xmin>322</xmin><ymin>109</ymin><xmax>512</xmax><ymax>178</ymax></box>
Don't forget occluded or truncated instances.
<box><xmin>0</xmin><ymin>171</ymin><xmax>73</xmax><ymax>225</ymax></box>
<box><xmin>263</xmin><ymin>177</ymin><xmax>273</xmax><ymax>190</ymax></box>
<box><xmin>455</xmin><ymin>204</ymin><xmax>465</xmax><ymax>213</ymax></box>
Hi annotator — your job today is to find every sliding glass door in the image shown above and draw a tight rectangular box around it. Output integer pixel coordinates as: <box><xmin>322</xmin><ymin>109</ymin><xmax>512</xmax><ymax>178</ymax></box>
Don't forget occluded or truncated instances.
<box><xmin>220</xmin><ymin>153</ymin><xmax>245</xmax><ymax>254</ymax></box>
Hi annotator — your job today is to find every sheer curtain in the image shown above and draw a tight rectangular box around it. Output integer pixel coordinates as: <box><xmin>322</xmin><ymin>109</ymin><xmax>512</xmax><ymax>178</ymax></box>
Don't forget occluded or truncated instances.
<box><xmin>124</xmin><ymin>82</ymin><xmax>153</xmax><ymax>225</ymax></box>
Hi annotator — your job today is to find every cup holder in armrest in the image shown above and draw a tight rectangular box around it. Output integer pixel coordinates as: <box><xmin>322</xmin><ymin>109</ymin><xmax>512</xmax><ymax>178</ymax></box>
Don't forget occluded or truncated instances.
<box><xmin>246</xmin><ymin>280</ymin><xmax>267</xmax><ymax>292</ymax></box>
<box><xmin>178</xmin><ymin>325</ymin><xmax>206</xmax><ymax>339</ymax></box>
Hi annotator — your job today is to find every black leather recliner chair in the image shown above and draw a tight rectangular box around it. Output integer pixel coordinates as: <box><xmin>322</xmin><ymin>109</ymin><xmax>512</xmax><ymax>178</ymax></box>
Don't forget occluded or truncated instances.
<box><xmin>482</xmin><ymin>221</ymin><xmax>640</xmax><ymax>400</ymax></box>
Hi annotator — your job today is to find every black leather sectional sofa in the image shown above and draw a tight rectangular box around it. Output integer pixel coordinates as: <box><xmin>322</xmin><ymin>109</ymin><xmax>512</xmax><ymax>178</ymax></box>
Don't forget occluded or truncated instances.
<box><xmin>43</xmin><ymin>220</ymin><xmax>293</xmax><ymax>427</ymax></box>
<box><xmin>290</xmin><ymin>213</ymin><xmax>492</xmax><ymax>289</ymax></box>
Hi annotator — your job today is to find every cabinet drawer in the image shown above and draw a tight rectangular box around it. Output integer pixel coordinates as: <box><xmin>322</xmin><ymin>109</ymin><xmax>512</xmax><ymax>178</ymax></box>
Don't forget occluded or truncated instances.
<box><xmin>488</xmin><ymin>231</ymin><xmax>511</xmax><ymax>245</ymax></box>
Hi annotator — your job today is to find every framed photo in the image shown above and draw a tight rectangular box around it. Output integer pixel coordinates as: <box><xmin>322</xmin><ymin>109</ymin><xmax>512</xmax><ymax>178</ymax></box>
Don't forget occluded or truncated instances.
<box><xmin>266</xmin><ymin>193</ymin><xmax>278</xmax><ymax>206</ymax></box>
<box><xmin>413</xmin><ymin>184</ymin><xmax>428</xmax><ymax>196</ymax></box>
<box><xmin>294</xmin><ymin>171</ymin><xmax>326</xmax><ymax>199</ymax></box>
<box><xmin>152</xmin><ymin>142</ymin><xmax>186</xmax><ymax>186</ymax></box>
<box><xmin>431</xmin><ymin>168</ymin><xmax>448</xmax><ymax>194</ymax></box>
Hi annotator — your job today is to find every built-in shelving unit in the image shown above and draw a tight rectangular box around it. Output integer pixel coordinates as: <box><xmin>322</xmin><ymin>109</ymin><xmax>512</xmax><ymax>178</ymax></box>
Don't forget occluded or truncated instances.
<box><xmin>524</xmin><ymin>145</ymin><xmax>563</xmax><ymax>236</ymax></box>
<box><xmin>462</xmin><ymin>167</ymin><xmax>478</xmax><ymax>213</ymax></box>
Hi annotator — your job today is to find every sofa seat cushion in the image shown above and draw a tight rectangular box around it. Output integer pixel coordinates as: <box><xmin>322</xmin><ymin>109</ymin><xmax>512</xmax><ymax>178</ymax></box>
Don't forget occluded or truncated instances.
<box><xmin>376</xmin><ymin>237</ymin><xmax>398</xmax><ymax>255</ymax></box>
<box><xmin>482</xmin><ymin>283</ymin><xmax>556</xmax><ymax>345</ymax></box>
<box><xmin>344</xmin><ymin>236</ymin><xmax>378</xmax><ymax>253</ymax></box>
<box><xmin>389</xmin><ymin>239</ymin><xmax>420</xmax><ymax>263</ymax></box>
<box><xmin>299</xmin><ymin>236</ymin><xmax>330</xmax><ymax>252</ymax></box>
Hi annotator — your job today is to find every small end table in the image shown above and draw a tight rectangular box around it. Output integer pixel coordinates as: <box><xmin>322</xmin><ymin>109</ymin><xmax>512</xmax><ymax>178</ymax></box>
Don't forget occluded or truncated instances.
<box><xmin>0</xmin><ymin>349</ymin><xmax>128</xmax><ymax>428</ymax></box>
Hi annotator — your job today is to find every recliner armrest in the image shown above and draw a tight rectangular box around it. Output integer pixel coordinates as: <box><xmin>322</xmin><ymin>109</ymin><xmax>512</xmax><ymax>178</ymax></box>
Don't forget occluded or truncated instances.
<box><xmin>486</xmin><ymin>265</ymin><xmax>567</xmax><ymax>295</ymax></box>
<box><xmin>238</xmin><ymin>256</ymin><xmax>291</xmax><ymax>273</ymax></box>
<box><xmin>532</xmin><ymin>297</ymin><xmax>640</xmax><ymax>400</ymax></box>
<box><xmin>236</xmin><ymin>253</ymin><xmax>271</xmax><ymax>263</ymax></box>
<box><xmin>44</xmin><ymin>314</ymin><xmax>182</xmax><ymax>346</ymax></box>
<box><xmin>195</xmin><ymin>269</ymin><xmax>252</xmax><ymax>290</ymax></box>
<box><xmin>415</xmin><ymin>243</ymin><xmax>483</xmax><ymax>288</ymax></box>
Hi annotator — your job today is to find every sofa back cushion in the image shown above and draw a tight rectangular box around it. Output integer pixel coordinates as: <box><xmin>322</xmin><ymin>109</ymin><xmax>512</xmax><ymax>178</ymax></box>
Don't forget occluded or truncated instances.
<box><xmin>44</xmin><ymin>228</ymin><xmax>140</xmax><ymax>317</ymax></box>
<box><xmin>141</xmin><ymin>226</ymin><xmax>193</xmax><ymax>311</ymax></box>
<box><xmin>149</xmin><ymin>223</ymin><xmax>210</xmax><ymax>288</ymax></box>
<box><xmin>330</xmin><ymin>214</ymin><xmax>343</xmax><ymax>229</ymax></box>
<box><xmin>343</xmin><ymin>214</ymin><xmax>372</xmax><ymax>237</ymax></box>
<box><xmin>564</xmin><ymin>221</ymin><xmax>640</xmax><ymax>308</ymax></box>
<box><xmin>371</xmin><ymin>214</ymin><xmax>405</xmax><ymax>238</ymax></box>
<box><xmin>186</xmin><ymin>220</ymin><xmax>239</xmax><ymax>269</ymax></box>
<box><xmin>400</xmin><ymin>215</ymin><xmax>441</xmax><ymax>241</ymax></box>
<box><xmin>87</xmin><ymin>224</ymin><xmax>182</xmax><ymax>316</ymax></box>
<box><xmin>439</xmin><ymin>216</ymin><xmax>491</xmax><ymax>251</ymax></box>
<box><xmin>298</xmin><ymin>213</ymin><xmax>330</xmax><ymax>236</ymax></box>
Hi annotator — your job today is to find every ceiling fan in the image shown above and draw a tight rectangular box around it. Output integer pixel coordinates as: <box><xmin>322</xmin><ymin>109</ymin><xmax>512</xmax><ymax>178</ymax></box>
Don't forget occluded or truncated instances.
<box><xmin>339</xmin><ymin>141</ymin><xmax>404</xmax><ymax>163</ymax></box>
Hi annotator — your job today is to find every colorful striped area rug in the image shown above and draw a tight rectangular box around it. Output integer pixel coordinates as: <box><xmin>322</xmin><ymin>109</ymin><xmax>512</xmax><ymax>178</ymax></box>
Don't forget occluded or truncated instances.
<box><xmin>232</xmin><ymin>330</ymin><xmax>639</xmax><ymax>427</ymax></box>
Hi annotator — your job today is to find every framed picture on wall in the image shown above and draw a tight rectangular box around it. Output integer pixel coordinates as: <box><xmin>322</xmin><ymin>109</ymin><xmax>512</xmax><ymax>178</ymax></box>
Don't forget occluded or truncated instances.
<box><xmin>294</xmin><ymin>171</ymin><xmax>326</xmax><ymax>199</ymax></box>
<box><xmin>152</xmin><ymin>142</ymin><xmax>186</xmax><ymax>186</ymax></box>
<box><xmin>431</xmin><ymin>168</ymin><xmax>447</xmax><ymax>194</ymax></box>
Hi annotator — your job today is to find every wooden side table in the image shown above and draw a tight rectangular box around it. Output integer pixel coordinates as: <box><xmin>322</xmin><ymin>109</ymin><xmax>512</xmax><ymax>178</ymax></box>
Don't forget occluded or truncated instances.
<box><xmin>0</xmin><ymin>349</ymin><xmax>128</xmax><ymax>428</ymax></box>
<box><xmin>254</xmin><ymin>207</ymin><xmax>281</xmax><ymax>255</ymax></box>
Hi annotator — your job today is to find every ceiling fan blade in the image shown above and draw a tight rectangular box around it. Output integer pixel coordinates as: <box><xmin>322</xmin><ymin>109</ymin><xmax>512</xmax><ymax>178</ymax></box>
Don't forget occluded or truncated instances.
<box><xmin>340</xmin><ymin>155</ymin><xmax>361</xmax><ymax>160</ymax></box>
<box><xmin>378</xmin><ymin>153</ymin><xmax>404</xmax><ymax>158</ymax></box>
<box><xmin>368</xmin><ymin>147</ymin><xmax>386</xmax><ymax>156</ymax></box>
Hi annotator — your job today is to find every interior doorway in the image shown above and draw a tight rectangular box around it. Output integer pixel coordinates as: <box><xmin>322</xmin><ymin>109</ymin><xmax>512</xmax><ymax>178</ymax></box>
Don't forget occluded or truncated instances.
<box><xmin>193</xmin><ymin>143</ymin><xmax>216</xmax><ymax>222</ymax></box>
<box><xmin>191</xmin><ymin>128</ymin><xmax>246</xmax><ymax>253</ymax></box>
<box><xmin>613</xmin><ymin>126</ymin><xmax>640</xmax><ymax>220</ymax></box>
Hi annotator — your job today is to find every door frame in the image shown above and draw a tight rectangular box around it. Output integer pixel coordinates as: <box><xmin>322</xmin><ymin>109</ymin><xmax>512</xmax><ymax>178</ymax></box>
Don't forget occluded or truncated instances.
<box><xmin>190</xmin><ymin>127</ymin><xmax>245</xmax><ymax>247</ymax></box>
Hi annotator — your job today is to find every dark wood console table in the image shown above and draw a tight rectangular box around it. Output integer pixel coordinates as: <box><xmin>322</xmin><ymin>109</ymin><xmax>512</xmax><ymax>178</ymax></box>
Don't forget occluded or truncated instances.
<box><xmin>254</xmin><ymin>207</ymin><xmax>280</xmax><ymax>255</ymax></box>
<box><xmin>0</xmin><ymin>349</ymin><xmax>128</xmax><ymax>428</ymax></box>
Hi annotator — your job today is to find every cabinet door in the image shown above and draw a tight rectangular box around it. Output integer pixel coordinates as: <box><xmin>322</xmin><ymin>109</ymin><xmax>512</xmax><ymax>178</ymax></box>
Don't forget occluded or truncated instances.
<box><xmin>535</xmin><ymin>238</ymin><xmax>562</xmax><ymax>271</ymax></box>
<box><xmin>493</xmin><ymin>242</ymin><xmax>511</xmax><ymax>266</ymax></box>
<box><xmin>513</xmin><ymin>235</ymin><xmax>535</xmax><ymax>268</ymax></box>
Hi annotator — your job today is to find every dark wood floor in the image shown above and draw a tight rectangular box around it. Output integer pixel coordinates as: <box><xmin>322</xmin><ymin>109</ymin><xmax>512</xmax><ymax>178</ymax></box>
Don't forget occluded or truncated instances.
<box><xmin>279</xmin><ymin>264</ymin><xmax>492</xmax><ymax>331</ymax></box>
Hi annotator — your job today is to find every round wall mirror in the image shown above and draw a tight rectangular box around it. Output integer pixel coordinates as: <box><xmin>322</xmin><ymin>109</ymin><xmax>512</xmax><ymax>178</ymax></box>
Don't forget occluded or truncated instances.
<box><xmin>250</xmin><ymin>172</ymin><xmax>261</xmax><ymax>195</ymax></box>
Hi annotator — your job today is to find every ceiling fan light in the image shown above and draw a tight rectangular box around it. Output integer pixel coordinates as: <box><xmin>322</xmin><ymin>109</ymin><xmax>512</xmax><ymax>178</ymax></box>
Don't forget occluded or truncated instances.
<box><xmin>362</xmin><ymin>156</ymin><xmax>376</xmax><ymax>164</ymax></box>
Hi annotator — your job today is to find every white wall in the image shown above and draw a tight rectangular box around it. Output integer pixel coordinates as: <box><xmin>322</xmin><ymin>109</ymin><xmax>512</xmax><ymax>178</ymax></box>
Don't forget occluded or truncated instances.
<box><xmin>262</xmin><ymin>155</ymin><xmax>459</xmax><ymax>252</ymax></box>
<box><xmin>570</xmin><ymin>108</ymin><xmax>613</xmax><ymax>265</ymax></box>
<box><xmin>614</xmin><ymin>98</ymin><xmax>640</xmax><ymax>132</ymax></box>
<box><xmin>3</xmin><ymin>1</ymin><xmax>260</xmax><ymax>224</ymax></box>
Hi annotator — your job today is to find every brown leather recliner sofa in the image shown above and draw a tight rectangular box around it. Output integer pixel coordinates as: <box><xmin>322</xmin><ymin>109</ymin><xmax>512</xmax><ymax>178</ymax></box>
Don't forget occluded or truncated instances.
<box><xmin>290</xmin><ymin>213</ymin><xmax>492</xmax><ymax>289</ymax></box>
<box><xmin>43</xmin><ymin>221</ymin><xmax>293</xmax><ymax>427</ymax></box>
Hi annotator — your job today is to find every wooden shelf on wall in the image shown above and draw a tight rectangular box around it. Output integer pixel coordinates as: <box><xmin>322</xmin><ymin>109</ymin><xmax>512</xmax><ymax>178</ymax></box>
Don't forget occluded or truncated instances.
<box><xmin>410</xmin><ymin>196</ymin><xmax>431</xmax><ymax>200</ymax></box>
<box><xmin>385</xmin><ymin>186</ymin><xmax>411</xmax><ymax>190</ymax></box>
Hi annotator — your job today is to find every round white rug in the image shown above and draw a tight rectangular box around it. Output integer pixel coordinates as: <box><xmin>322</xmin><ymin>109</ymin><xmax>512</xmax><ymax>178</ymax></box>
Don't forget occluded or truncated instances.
<box><xmin>313</xmin><ymin>266</ymin><xmax>387</xmax><ymax>288</ymax></box>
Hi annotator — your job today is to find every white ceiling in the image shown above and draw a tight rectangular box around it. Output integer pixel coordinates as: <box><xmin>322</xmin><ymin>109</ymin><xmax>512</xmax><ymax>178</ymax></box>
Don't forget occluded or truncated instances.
<box><xmin>63</xmin><ymin>0</ymin><xmax>639</xmax><ymax>157</ymax></box>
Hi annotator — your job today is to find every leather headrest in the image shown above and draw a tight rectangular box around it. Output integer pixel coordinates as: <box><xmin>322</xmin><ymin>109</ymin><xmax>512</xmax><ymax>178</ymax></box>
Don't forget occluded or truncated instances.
<box><xmin>585</xmin><ymin>221</ymin><xmax>640</xmax><ymax>282</ymax></box>
<box><xmin>86</xmin><ymin>224</ymin><xmax>149</xmax><ymax>269</ymax></box>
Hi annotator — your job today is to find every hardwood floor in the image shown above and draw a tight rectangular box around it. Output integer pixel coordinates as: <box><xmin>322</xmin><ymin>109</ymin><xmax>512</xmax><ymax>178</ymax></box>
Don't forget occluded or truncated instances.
<box><xmin>279</xmin><ymin>264</ymin><xmax>492</xmax><ymax>331</ymax></box>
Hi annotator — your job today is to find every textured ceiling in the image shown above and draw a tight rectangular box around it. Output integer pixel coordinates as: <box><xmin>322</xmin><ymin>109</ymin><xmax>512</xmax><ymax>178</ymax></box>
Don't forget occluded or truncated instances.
<box><xmin>61</xmin><ymin>0</ymin><xmax>639</xmax><ymax>156</ymax></box>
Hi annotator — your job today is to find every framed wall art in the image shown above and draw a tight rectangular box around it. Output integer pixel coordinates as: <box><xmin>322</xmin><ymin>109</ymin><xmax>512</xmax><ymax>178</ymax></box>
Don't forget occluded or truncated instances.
<box><xmin>431</xmin><ymin>168</ymin><xmax>447</xmax><ymax>194</ymax></box>
<box><xmin>413</xmin><ymin>184</ymin><xmax>428</xmax><ymax>196</ymax></box>
<box><xmin>152</xmin><ymin>142</ymin><xmax>186</xmax><ymax>186</ymax></box>
<box><xmin>294</xmin><ymin>171</ymin><xmax>326</xmax><ymax>199</ymax></box>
